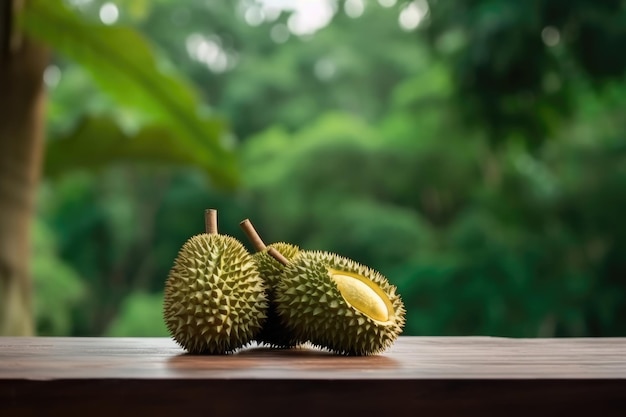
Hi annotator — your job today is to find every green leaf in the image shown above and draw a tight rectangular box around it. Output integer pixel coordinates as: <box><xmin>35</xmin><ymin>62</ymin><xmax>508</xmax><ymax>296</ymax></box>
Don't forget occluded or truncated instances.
<box><xmin>21</xmin><ymin>0</ymin><xmax>238</xmax><ymax>188</ymax></box>
<box><xmin>44</xmin><ymin>116</ymin><xmax>220</xmax><ymax>177</ymax></box>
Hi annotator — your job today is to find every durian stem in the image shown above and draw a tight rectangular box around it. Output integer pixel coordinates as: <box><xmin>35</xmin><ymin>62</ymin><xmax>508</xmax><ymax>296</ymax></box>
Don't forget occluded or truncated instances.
<box><xmin>268</xmin><ymin>247</ymin><xmax>289</xmax><ymax>266</ymax></box>
<box><xmin>205</xmin><ymin>209</ymin><xmax>218</xmax><ymax>234</ymax></box>
<box><xmin>239</xmin><ymin>219</ymin><xmax>267</xmax><ymax>251</ymax></box>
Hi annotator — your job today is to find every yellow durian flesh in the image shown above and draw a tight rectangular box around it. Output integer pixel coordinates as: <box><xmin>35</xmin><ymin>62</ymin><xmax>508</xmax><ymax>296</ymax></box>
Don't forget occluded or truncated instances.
<box><xmin>330</xmin><ymin>270</ymin><xmax>392</xmax><ymax>323</ymax></box>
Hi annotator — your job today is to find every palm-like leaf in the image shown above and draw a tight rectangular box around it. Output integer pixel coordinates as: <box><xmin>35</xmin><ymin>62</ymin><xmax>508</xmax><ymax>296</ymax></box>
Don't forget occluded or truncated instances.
<box><xmin>21</xmin><ymin>0</ymin><xmax>238</xmax><ymax>187</ymax></box>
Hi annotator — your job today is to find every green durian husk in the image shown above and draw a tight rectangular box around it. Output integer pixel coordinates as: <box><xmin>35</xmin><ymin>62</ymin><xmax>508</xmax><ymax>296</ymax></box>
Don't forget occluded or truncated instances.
<box><xmin>163</xmin><ymin>233</ymin><xmax>268</xmax><ymax>354</ymax></box>
<box><xmin>253</xmin><ymin>242</ymin><xmax>303</xmax><ymax>348</ymax></box>
<box><xmin>275</xmin><ymin>251</ymin><xmax>406</xmax><ymax>356</ymax></box>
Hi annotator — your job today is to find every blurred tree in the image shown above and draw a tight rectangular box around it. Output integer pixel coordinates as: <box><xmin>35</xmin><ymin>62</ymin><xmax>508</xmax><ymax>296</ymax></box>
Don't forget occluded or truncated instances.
<box><xmin>425</xmin><ymin>0</ymin><xmax>626</xmax><ymax>146</ymax></box>
<box><xmin>0</xmin><ymin>0</ymin><xmax>237</xmax><ymax>335</ymax></box>
<box><xmin>0</xmin><ymin>0</ymin><xmax>48</xmax><ymax>335</ymax></box>
<box><xmin>138</xmin><ymin>0</ymin><xmax>430</xmax><ymax>139</ymax></box>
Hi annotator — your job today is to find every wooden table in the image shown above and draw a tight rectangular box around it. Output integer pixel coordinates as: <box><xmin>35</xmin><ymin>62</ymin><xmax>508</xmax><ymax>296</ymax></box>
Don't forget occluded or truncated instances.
<box><xmin>1</xmin><ymin>337</ymin><xmax>625</xmax><ymax>416</ymax></box>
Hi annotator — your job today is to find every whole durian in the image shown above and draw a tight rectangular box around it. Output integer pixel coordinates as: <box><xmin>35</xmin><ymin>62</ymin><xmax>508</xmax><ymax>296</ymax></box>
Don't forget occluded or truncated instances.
<box><xmin>273</xmin><ymin>250</ymin><xmax>405</xmax><ymax>355</ymax></box>
<box><xmin>163</xmin><ymin>209</ymin><xmax>268</xmax><ymax>354</ymax></box>
<box><xmin>240</xmin><ymin>219</ymin><xmax>302</xmax><ymax>348</ymax></box>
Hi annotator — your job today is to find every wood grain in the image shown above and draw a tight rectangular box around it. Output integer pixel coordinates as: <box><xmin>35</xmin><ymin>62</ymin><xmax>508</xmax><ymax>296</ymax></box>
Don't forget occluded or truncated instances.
<box><xmin>1</xmin><ymin>336</ymin><xmax>626</xmax><ymax>416</ymax></box>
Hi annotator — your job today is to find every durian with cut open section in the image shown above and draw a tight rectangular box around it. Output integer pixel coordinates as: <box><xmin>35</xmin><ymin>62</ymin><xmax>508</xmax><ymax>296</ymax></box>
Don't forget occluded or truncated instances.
<box><xmin>273</xmin><ymin>249</ymin><xmax>405</xmax><ymax>356</ymax></box>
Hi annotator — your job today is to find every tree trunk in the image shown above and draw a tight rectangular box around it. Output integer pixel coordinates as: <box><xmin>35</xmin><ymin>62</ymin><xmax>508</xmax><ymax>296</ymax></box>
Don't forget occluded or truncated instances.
<box><xmin>0</xmin><ymin>0</ymin><xmax>48</xmax><ymax>335</ymax></box>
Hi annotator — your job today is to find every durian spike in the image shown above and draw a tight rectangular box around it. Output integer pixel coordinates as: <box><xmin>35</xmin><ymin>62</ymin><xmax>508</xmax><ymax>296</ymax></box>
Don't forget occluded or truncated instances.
<box><xmin>239</xmin><ymin>219</ymin><xmax>267</xmax><ymax>251</ymax></box>
<box><xmin>268</xmin><ymin>247</ymin><xmax>289</xmax><ymax>266</ymax></box>
<box><xmin>205</xmin><ymin>208</ymin><xmax>218</xmax><ymax>234</ymax></box>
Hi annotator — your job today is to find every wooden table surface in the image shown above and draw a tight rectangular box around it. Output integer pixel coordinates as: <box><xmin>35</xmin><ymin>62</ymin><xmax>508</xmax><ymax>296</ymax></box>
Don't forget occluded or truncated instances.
<box><xmin>2</xmin><ymin>336</ymin><xmax>626</xmax><ymax>416</ymax></box>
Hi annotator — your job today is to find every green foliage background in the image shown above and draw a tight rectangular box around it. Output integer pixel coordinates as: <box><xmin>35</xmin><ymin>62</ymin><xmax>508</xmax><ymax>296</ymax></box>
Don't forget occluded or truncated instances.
<box><xmin>29</xmin><ymin>0</ymin><xmax>626</xmax><ymax>338</ymax></box>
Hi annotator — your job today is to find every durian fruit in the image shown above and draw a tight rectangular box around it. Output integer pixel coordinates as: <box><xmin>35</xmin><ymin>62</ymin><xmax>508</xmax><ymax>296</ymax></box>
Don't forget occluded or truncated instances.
<box><xmin>239</xmin><ymin>219</ymin><xmax>302</xmax><ymax>348</ymax></box>
<box><xmin>163</xmin><ymin>209</ymin><xmax>268</xmax><ymax>354</ymax></box>
<box><xmin>273</xmin><ymin>250</ymin><xmax>406</xmax><ymax>356</ymax></box>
